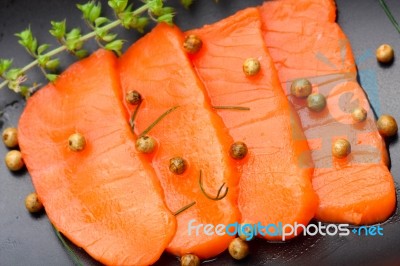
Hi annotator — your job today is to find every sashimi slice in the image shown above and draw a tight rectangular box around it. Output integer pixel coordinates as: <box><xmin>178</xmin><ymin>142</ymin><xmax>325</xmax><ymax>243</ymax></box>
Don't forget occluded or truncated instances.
<box><xmin>260</xmin><ymin>0</ymin><xmax>396</xmax><ymax>224</ymax></box>
<box><xmin>119</xmin><ymin>24</ymin><xmax>240</xmax><ymax>258</ymax></box>
<box><xmin>261</xmin><ymin>0</ymin><xmax>336</xmax><ymax>23</ymax></box>
<box><xmin>18</xmin><ymin>50</ymin><xmax>176</xmax><ymax>265</ymax></box>
<box><xmin>188</xmin><ymin>8</ymin><xmax>317</xmax><ymax>240</ymax></box>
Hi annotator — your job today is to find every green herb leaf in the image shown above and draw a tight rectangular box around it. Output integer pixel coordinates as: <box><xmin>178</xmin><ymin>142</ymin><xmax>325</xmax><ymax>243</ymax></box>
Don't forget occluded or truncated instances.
<box><xmin>180</xmin><ymin>0</ymin><xmax>194</xmax><ymax>9</ymax></box>
<box><xmin>105</xmin><ymin>39</ymin><xmax>124</xmax><ymax>56</ymax></box>
<box><xmin>45</xmin><ymin>58</ymin><xmax>60</xmax><ymax>71</ymax></box>
<box><xmin>77</xmin><ymin>1</ymin><xmax>102</xmax><ymax>24</ymax></box>
<box><xmin>65</xmin><ymin>28</ymin><xmax>84</xmax><ymax>51</ymax></box>
<box><xmin>94</xmin><ymin>17</ymin><xmax>110</xmax><ymax>27</ymax></box>
<box><xmin>46</xmin><ymin>74</ymin><xmax>59</xmax><ymax>82</ymax></box>
<box><xmin>19</xmin><ymin>85</ymin><xmax>30</xmax><ymax>98</ymax></box>
<box><xmin>37</xmin><ymin>55</ymin><xmax>49</xmax><ymax>68</ymax></box>
<box><xmin>75</xmin><ymin>49</ymin><xmax>88</xmax><ymax>59</ymax></box>
<box><xmin>15</xmin><ymin>28</ymin><xmax>38</xmax><ymax>56</ymax></box>
<box><xmin>102</xmin><ymin>33</ymin><xmax>118</xmax><ymax>42</ymax></box>
<box><xmin>147</xmin><ymin>0</ymin><xmax>164</xmax><ymax>16</ymax></box>
<box><xmin>37</xmin><ymin>44</ymin><xmax>50</xmax><ymax>55</ymax></box>
<box><xmin>157</xmin><ymin>13</ymin><xmax>175</xmax><ymax>25</ymax></box>
<box><xmin>5</xmin><ymin>68</ymin><xmax>22</xmax><ymax>81</ymax></box>
<box><xmin>49</xmin><ymin>20</ymin><xmax>66</xmax><ymax>39</ymax></box>
<box><xmin>108</xmin><ymin>0</ymin><xmax>128</xmax><ymax>14</ymax></box>
<box><xmin>0</xmin><ymin>59</ymin><xmax>13</xmax><ymax>76</ymax></box>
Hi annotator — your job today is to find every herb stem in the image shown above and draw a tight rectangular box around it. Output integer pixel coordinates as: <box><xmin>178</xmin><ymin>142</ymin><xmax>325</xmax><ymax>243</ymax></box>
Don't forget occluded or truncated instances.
<box><xmin>53</xmin><ymin>226</ymin><xmax>84</xmax><ymax>266</ymax></box>
<box><xmin>129</xmin><ymin>100</ymin><xmax>143</xmax><ymax>132</ymax></box>
<box><xmin>139</xmin><ymin>106</ymin><xmax>179</xmax><ymax>137</ymax></box>
<box><xmin>379</xmin><ymin>0</ymin><xmax>400</xmax><ymax>34</ymax></box>
<box><xmin>212</xmin><ymin>106</ymin><xmax>250</xmax><ymax>111</ymax></box>
<box><xmin>174</xmin><ymin>201</ymin><xmax>196</xmax><ymax>216</ymax></box>
<box><xmin>198</xmin><ymin>170</ymin><xmax>229</xmax><ymax>201</ymax></box>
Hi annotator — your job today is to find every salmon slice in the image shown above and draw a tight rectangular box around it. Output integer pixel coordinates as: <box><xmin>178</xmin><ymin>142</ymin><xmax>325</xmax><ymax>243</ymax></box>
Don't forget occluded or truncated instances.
<box><xmin>119</xmin><ymin>24</ymin><xmax>240</xmax><ymax>258</ymax></box>
<box><xmin>262</xmin><ymin>0</ymin><xmax>336</xmax><ymax>23</ymax></box>
<box><xmin>18</xmin><ymin>50</ymin><xmax>176</xmax><ymax>265</ymax></box>
<box><xmin>188</xmin><ymin>8</ymin><xmax>317</xmax><ymax>240</ymax></box>
<box><xmin>260</xmin><ymin>0</ymin><xmax>396</xmax><ymax>224</ymax></box>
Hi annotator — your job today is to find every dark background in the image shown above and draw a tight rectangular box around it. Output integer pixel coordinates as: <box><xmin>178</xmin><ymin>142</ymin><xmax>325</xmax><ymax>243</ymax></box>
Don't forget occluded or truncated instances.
<box><xmin>1</xmin><ymin>0</ymin><xmax>400</xmax><ymax>265</ymax></box>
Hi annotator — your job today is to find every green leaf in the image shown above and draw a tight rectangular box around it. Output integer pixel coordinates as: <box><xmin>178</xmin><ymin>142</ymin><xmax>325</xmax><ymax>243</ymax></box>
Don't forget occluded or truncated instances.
<box><xmin>37</xmin><ymin>44</ymin><xmax>50</xmax><ymax>55</ymax></box>
<box><xmin>89</xmin><ymin>3</ymin><xmax>102</xmax><ymax>23</ymax></box>
<box><xmin>119</xmin><ymin>11</ymin><xmax>135</xmax><ymax>29</ymax></box>
<box><xmin>108</xmin><ymin>0</ymin><xmax>128</xmax><ymax>14</ymax></box>
<box><xmin>77</xmin><ymin>2</ymin><xmax>93</xmax><ymax>20</ymax></box>
<box><xmin>49</xmin><ymin>20</ymin><xmax>66</xmax><ymax>39</ymax></box>
<box><xmin>78</xmin><ymin>1</ymin><xmax>102</xmax><ymax>24</ymax></box>
<box><xmin>130</xmin><ymin>17</ymin><xmax>149</xmax><ymax>33</ymax></box>
<box><xmin>94</xmin><ymin>17</ymin><xmax>110</xmax><ymax>27</ymax></box>
<box><xmin>37</xmin><ymin>55</ymin><xmax>49</xmax><ymax>68</ymax></box>
<box><xmin>19</xmin><ymin>85</ymin><xmax>31</xmax><ymax>98</ymax></box>
<box><xmin>45</xmin><ymin>58</ymin><xmax>60</xmax><ymax>71</ymax></box>
<box><xmin>157</xmin><ymin>13</ymin><xmax>175</xmax><ymax>25</ymax></box>
<box><xmin>180</xmin><ymin>0</ymin><xmax>194</xmax><ymax>9</ymax></box>
<box><xmin>159</xmin><ymin>7</ymin><xmax>175</xmax><ymax>16</ymax></box>
<box><xmin>65</xmin><ymin>28</ymin><xmax>84</xmax><ymax>51</ymax></box>
<box><xmin>75</xmin><ymin>49</ymin><xmax>88</xmax><ymax>59</ymax></box>
<box><xmin>30</xmin><ymin>38</ymin><xmax>38</xmax><ymax>55</ymax></box>
<box><xmin>5</xmin><ymin>68</ymin><xmax>22</xmax><ymax>81</ymax></box>
<box><xmin>147</xmin><ymin>0</ymin><xmax>164</xmax><ymax>16</ymax></box>
<box><xmin>46</xmin><ymin>74</ymin><xmax>59</xmax><ymax>82</ymax></box>
<box><xmin>102</xmin><ymin>33</ymin><xmax>118</xmax><ymax>42</ymax></box>
<box><xmin>105</xmin><ymin>39</ymin><xmax>124</xmax><ymax>56</ymax></box>
<box><xmin>15</xmin><ymin>27</ymin><xmax>38</xmax><ymax>55</ymax></box>
<box><xmin>0</xmin><ymin>59</ymin><xmax>13</xmax><ymax>75</ymax></box>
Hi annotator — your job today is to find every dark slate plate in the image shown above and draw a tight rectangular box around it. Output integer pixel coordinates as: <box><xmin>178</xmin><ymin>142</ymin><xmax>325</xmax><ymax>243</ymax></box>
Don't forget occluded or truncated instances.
<box><xmin>1</xmin><ymin>0</ymin><xmax>399</xmax><ymax>265</ymax></box>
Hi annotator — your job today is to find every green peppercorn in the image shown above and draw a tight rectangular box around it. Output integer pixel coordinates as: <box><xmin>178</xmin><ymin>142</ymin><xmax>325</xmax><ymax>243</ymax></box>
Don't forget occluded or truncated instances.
<box><xmin>180</xmin><ymin>254</ymin><xmax>200</xmax><ymax>266</ymax></box>
<box><xmin>376</xmin><ymin>44</ymin><xmax>394</xmax><ymax>63</ymax></box>
<box><xmin>229</xmin><ymin>141</ymin><xmax>248</xmax><ymax>160</ymax></box>
<box><xmin>169</xmin><ymin>157</ymin><xmax>187</xmax><ymax>175</ymax></box>
<box><xmin>135</xmin><ymin>135</ymin><xmax>156</xmax><ymax>153</ymax></box>
<box><xmin>243</xmin><ymin>58</ymin><xmax>261</xmax><ymax>76</ymax></box>
<box><xmin>125</xmin><ymin>90</ymin><xmax>142</xmax><ymax>105</ymax></box>
<box><xmin>332</xmin><ymin>139</ymin><xmax>351</xmax><ymax>159</ymax></box>
<box><xmin>307</xmin><ymin>93</ymin><xmax>326</xmax><ymax>112</ymax></box>
<box><xmin>68</xmin><ymin>133</ymin><xmax>86</xmax><ymax>152</ymax></box>
<box><xmin>377</xmin><ymin>114</ymin><xmax>398</xmax><ymax>137</ymax></box>
<box><xmin>183</xmin><ymin>34</ymin><xmax>203</xmax><ymax>54</ymax></box>
<box><xmin>2</xmin><ymin>127</ymin><xmax>18</xmax><ymax>148</ymax></box>
<box><xmin>352</xmin><ymin>107</ymin><xmax>367</xmax><ymax>123</ymax></box>
<box><xmin>290</xmin><ymin>78</ymin><xmax>312</xmax><ymax>98</ymax></box>
<box><xmin>229</xmin><ymin>238</ymin><xmax>249</xmax><ymax>260</ymax></box>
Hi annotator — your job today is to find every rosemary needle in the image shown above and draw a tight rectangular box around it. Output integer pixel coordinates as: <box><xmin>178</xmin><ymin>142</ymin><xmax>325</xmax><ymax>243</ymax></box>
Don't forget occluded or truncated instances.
<box><xmin>212</xmin><ymin>106</ymin><xmax>250</xmax><ymax>111</ymax></box>
<box><xmin>53</xmin><ymin>226</ymin><xmax>84</xmax><ymax>266</ymax></box>
<box><xmin>139</xmin><ymin>106</ymin><xmax>179</xmax><ymax>137</ymax></box>
<box><xmin>174</xmin><ymin>201</ymin><xmax>196</xmax><ymax>216</ymax></box>
<box><xmin>379</xmin><ymin>0</ymin><xmax>400</xmax><ymax>34</ymax></box>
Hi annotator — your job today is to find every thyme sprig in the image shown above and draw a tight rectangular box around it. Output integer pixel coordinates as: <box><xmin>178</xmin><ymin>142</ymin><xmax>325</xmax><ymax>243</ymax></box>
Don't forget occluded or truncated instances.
<box><xmin>0</xmin><ymin>0</ymin><xmax>175</xmax><ymax>97</ymax></box>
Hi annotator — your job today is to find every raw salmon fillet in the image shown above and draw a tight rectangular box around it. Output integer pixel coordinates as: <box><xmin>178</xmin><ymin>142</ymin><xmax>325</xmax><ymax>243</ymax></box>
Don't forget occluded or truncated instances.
<box><xmin>18</xmin><ymin>50</ymin><xmax>176</xmax><ymax>265</ymax></box>
<box><xmin>119</xmin><ymin>24</ymin><xmax>240</xmax><ymax>258</ymax></box>
<box><xmin>188</xmin><ymin>8</ymin><xmax>317</xmax><ymax>240</ymax></box>
<box><xmin>260</xmin><ymin>0</ymin><xmax>396</xmax><ymax>224</ymax></box>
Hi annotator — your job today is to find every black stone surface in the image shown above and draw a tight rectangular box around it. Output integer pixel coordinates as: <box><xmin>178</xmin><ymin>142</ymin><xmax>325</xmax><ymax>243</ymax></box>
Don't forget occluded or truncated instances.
<box><xmin>0</xmin><ymin>0</ymin><xmax>399</xmax><ymax>265</ymax></box>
